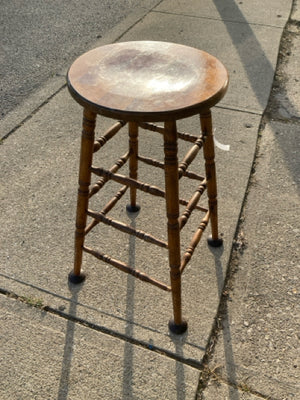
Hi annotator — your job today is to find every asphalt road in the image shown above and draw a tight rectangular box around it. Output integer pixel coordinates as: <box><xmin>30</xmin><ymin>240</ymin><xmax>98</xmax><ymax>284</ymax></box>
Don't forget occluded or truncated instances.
<box><xmin>0</xmin><ymin>0</ymin><xmax>142</xmax><ymax>118</ymax></box>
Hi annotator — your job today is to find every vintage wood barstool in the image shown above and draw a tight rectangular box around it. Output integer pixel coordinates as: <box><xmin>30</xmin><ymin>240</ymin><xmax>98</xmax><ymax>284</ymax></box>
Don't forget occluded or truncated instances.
<box><xmin>67</xmin><ymin>41</ymin><xmax>228</xmax><ymax>334</ymax></box>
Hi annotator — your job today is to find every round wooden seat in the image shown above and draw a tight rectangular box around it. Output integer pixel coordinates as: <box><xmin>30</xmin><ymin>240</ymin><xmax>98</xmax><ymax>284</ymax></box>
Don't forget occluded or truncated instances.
<box><xmin>67</xmin><ymin>41</ymin><xmax>228</xmax><ymax>122</ymax></box>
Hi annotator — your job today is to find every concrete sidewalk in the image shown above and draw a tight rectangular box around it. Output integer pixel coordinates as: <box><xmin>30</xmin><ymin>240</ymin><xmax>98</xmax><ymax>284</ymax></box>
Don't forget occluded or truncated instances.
<box><xmin>0</xmin><ymin>0</ymin><xmax>298</xmax><ymax>399</ymax></box>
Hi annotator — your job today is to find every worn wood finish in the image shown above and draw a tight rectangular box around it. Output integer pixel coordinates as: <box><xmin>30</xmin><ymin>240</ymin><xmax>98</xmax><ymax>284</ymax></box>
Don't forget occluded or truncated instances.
<box><xmin>68</xmin><ymin>41</ymin><xmax>228</xmax><ymax>122</ymax></box>
<box><xmin>67</xmin><ymin>41</ymin><xmax>228</xmax><ymax>333</ymax></box>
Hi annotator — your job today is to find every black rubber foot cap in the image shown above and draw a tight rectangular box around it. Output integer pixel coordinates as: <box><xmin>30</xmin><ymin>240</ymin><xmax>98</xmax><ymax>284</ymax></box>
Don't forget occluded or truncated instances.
<box><xmin>207</xmin><ymin>235</ymin><xmax>223</xmax><ymax>248</ymax></box>
<box><xmin>126</xmin><ymin>204</ymin><xmax>141</xmax><ymax>215</ymax></box>
<box><xmin>168</xmin><ymin>319</ymin><xmax>188</xmax><ymax>335</ymax></box>
<box><xmin>68</xmin><ymin>271</ymin><xmax>86</xmax><ymax>284</ymax></box>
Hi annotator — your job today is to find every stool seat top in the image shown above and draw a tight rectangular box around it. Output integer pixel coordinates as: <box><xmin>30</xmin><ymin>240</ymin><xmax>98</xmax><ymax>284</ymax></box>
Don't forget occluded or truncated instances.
<box><xmin>67</xmin><ymin>41</ymin><xmax>228</xmax><ymax>122</ymax></box>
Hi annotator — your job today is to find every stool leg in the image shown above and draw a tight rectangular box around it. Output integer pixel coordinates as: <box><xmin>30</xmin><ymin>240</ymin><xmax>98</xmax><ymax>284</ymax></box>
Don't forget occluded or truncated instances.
<box><xmin>126</xmin><ymin>121</ymin><xmax>140</xmax><ymax>214</ymax></box>
<box><xmin>164</xmin><ymin>120</ymin><xmax>187</xmax><ymax>334</ymax></box>
<box><xmin>69</xmin><ymin>109</ymin><xmax>96</xmax><ymax>284</ymax></box>
<box><xmin>200</xmin><ymin>111</ymin><xmax>223</xmax><ymax>247</ymax></box>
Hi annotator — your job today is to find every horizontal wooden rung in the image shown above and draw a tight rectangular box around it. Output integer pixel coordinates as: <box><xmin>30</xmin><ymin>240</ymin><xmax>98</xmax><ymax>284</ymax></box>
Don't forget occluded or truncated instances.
<box><xmin>138</xmin><ymin>122</ymin><xmax>200</xmax><ymax>143</ymax></box>
<box><xmin>138</xmin><ymin>155</ymin><xmax>164</xmax><ymax>170</ymax></box>
<box><xmin>93</xmin><ymin>121</ymin><xmax>126</xmax><ymax>152</ymax></box>
<box><xmin>137</xmin><ymin>155</ymin><xmax>205</xmax><ymax>181</ymax></box>
<box><xmin>178</xmin><ymin>135</ymin><xmax>205</xmax><ymax>177</ymax></box>
<box><xmin>83</xmin><ymin>246</ymin><xmax>171</xmax><ymax>292</ymax></box>
<box><xmin>85</xmin><ymin>185</ymin><xmax>128</xmax><ymax>235</ymax></box>
<box><xmin>89</xmin><ymin>151</ymin><xmax>130</xmax><ymax>198</ymax></box>
<box><xmin>86</xmin><ymin>209</ymin><xmax>168</xmax><ymax>249</ymax></box>
<box><xmin>91</xmin><ymin>167</ymin><xmax>166</xmax><ymax>198</ymax></box>
<box><xmin>179</xmin><ymin>198</ymin><xmax>208</xmax><ymax>213</ymax></box>
<box><xmin>180</xmin><ymin>170</ymin><xmax>205</xmax><ymax>181</ymax></box>
<box><xmin>91</xmin><ymin>166</ymin><xmax>206</xmax><ymax>212</ymax></box>
<box><xmin>180</xmin><ymin>211</ymin><xmax>210</xmax><ymax>273</ymax></box>
<box><xmin>179</xmin><ymin>179</ymin><xmax>207</xmax><ymax>229</ymax></box>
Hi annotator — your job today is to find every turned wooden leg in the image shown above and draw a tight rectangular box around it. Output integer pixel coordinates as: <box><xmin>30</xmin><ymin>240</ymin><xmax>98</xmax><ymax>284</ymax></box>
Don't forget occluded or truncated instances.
<box><xmin>200</xmin><ymin>111</ymin><xmax>223</xmax><ymax>247</ymax></box>
<box><xmin>164</xmin><ymin>120</ymin><xmax>187</xmax><ymax>334</ymax></box>
<box><xmin>69</xmin><ymin>109</ymin><xmax>96</xmax><ymax>283</ymax></box>
<box><xmin>126</xmin><ymin>121</ymin><xmax>140</xmax><ymax>214</ymax></box>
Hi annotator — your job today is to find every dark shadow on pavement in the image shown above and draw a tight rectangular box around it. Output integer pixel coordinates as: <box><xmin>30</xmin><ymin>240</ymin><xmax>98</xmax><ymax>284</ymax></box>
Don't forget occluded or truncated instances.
<box><xmin>214</xmin><ymin>0</ymin><xmax>274</xmax><ymax>109</ymax></box>
<box><xmin>122</xmin><ymin>212</ymin><xmax>188</xmax><ymax>399</ymax></box>
<box><xmin>213</xmin><ymin>0</ymin><xmax>299</xmax><ymax>189</ymax></box>
<box><xmin>171</xmin><ymin>335</ymin><xmax>188</xmax><ymax>400</ymax></box>
<box><xmin>122</xmin><ymin>214</ymin><xmax>137</xmax><ymax>399</ymax></box>
<box><xmin>209</xmin><ymin>245</ymin><xmax>240</xmax><ymax>400</ymax></box>
<box><xmin>57</xmin><ymin>282</ymin><xmax>83</xmax><ymax>400</ymax></box>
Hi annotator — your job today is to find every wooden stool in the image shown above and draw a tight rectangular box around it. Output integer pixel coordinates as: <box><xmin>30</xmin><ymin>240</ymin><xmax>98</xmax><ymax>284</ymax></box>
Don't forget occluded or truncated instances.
<box><xmin>67</xmin><ymin>41</ymin><xmax>228</xmax><ymax>334</ymax></box>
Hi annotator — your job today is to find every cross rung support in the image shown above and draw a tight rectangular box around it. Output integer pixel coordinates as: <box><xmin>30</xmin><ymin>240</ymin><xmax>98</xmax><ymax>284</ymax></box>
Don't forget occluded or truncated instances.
<box><xmin>93</xmin><ymin>121</ymin><xmax>126</xmax><ymax>152</ymax></box>
<box><xmin>137</xmin><ymin>155</ymin><xmax>205</xmax><ymax>181</ymax></box>
<box><xmin>180</xmin><ymin>211</ymin><xmax>210</xmax><ymax>273</ymax></box>
<box><xmin>85</xmin><ymin>185</ymin><xmax>128</xmax><ymax>235</ymax></box>
<box><xmin>87</xmin><ymin>209</ymin><xmax>168</xmax><ymax>248</ymax></box>
<box><xmin>91</xmin><ymin>166</ymin><xmax>206</xmax><ymax>212</ymax></box>
<box><xmin>91</xmin><ymin>167</ymin><xmax>166</xmax><ymax>198</ymax></box>
<box><xmin>138</xmin><ymin>155</ymin><xmax>164</xmax><ymax>170</ymax></box>
<box><xmin>83</xmin><ymin>246</ymin><xmax>171</xmax><ymax>291</ymax></box>
<box><xmin>179</xmin><ymin>199</ymin><xmax>208</xmax><ymax>213</ymax></box>
<box><xmin>138</xmin><ymin>121</ymin><xmax>164</xmax><ymax>134</ymax></box>
<box><xmin>138</xmin><ymin>122</ymin><xmax>199</xmax><ymax>143</ymax></box>
<box><xmin>179</xmin><ymin>180</ymin><xmax>207</xmax><ymax>229</ymax></box>
<box><xmin>178</xmin><ymin>135</ymin><xmax>205</xmax><ymax>177</ymax></box>
<box><xmin>89</xmin><ymin>151</ymin><xmax>130</xmax><ymax>198</ymax></box>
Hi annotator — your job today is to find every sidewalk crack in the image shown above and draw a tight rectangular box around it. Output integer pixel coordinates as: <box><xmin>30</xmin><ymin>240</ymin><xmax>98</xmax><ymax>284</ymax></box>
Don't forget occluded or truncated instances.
<box><xmin>150</xmin><ymin>9</ymin><xmax>285</xmax><ymax>29</ymax></box>
<box><xmin>0</xmin><ymin>287</ymin><xmax>202</xmax><ymax>371</ymax></box>
<box><xmin>1</xmin><ymin>84</ymin><xmax>66</xmax><ymax>141</ymax></box>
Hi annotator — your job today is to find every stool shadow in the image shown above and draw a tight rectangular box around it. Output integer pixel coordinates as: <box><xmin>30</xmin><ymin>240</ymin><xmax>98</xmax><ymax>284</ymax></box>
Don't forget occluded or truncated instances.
<box><xmin>122</xmin><ymin>212</ymin><xmax>188</xmax><ymax>399</ymax></box>
<box><xmin>170</xmin><ymin>334</ymin><xmax>188</xmax><ymax>400</ymax></box>
<box><xmin>122</xmin><ymin>213</ymin><xmax>137</xmax><ymax>399</ymax></box>
<box><xmin>213</xmin><ymin>0</ymin><xmax>300</xmax><ymax>190</ymax></box>
<box><xmin>209</xmin><ymin>245</ymin><xmax>240</xmax><ymax>400</ymax></box>
<box><xmin>57</xmin><ymin>282</ymin><xmax>82</xmax><ymax>400</ymax></box>
<box><xmin>214</xmin><ymin>0</ymin><xmax>274</xmax><ymax>109</ymax></box>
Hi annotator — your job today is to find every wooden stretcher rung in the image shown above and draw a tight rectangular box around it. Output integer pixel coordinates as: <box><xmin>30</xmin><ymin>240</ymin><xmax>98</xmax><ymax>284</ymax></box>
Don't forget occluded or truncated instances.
<box><xmin>180</xmin><ymin>170</ymin><xmax>205</xmax><ymax>181</ymax></box>
<box><xmin>179</xmin><ymin>179</ymin><xmax>207</xmax><ymax>229</ymax></box>
<box><xmin>85</xmin><ymin>185</ymin><xmax>128</xmax><ymax>235</ymax></box>
<box><xmin>180</xmin><ymin>211</ymin><xmax>210</xmax><ymax>273</ymax></box>
<box><xmin>92</xmin><ymin>165</ymin><xmax>207</xmax><ymax>212</ymax></box>
<box><xmin>86</xmin><ymin>209</ymin><xmax>168</xmax><ymax>249</ymax></box>
<box><xmin>91</xmin><ymin>167</ymin><xmax>167</xmax><ymax>198</ymax></box>
<box><xmin>137</xmin><ymin>155</ymin><xmax>205</xmax><ymax>181</ymax></box>
<box><xmin>137</xmin><ymin>155</ymin><xmax>163</xmax><ymax>169</ymax></box>
<box><xmin>83</xmin><ymin>246</ymin><xmax>171</xmax><ymax>292</ymax></box>
<box><xmin>138</xmin><ymin>122</ymin><xmax>200</xmax><ymax>143</ymax></box>
<box><xmin>93</xmin><ymin>121</ymin><xmax>126</xmax><ymax>152</ymax></box>
<box><xmin>178</xmin><ymin>135</ymin><xmax>205</xmax><ymax>177</ymax></box>
<box><xmin>89</xmin><ymin>151</ymin><xmax>130</xmax><ymax>198</ymax></box>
